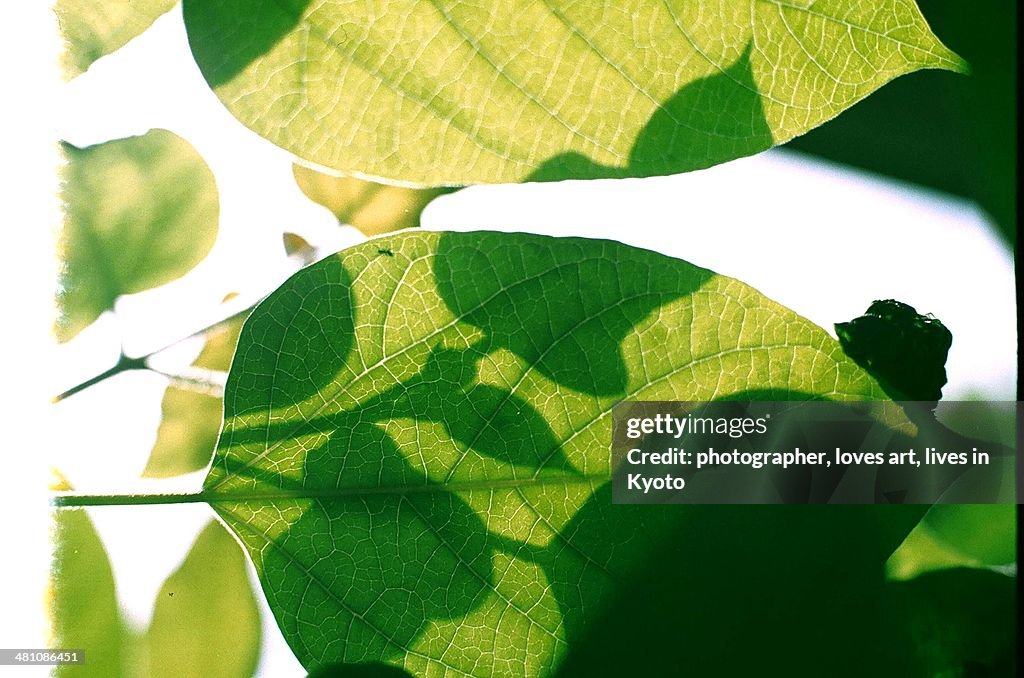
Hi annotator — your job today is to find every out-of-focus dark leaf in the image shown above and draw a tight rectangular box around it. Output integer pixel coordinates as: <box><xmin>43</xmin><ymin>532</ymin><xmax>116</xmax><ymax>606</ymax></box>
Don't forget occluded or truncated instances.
<box><xmin>889</xmin><ymin>568</ymin><xmax>1016</xmax><ymax>676</ymax></box>
<box><xmin>787</xmin><ymin>1</ymin><xmax>1016</xmax><ymax>244</ymax></box>
<box><xmin>308</xmin><ymin>662</ymin><xmax>415</xmax><ymax>678</ymax></box>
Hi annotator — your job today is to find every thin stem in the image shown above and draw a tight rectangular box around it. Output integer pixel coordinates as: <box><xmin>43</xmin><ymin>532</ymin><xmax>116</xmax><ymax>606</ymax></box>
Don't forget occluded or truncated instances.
<box><xmin>52</xmin><ymin>305</ymin><xmax>254</xmax><ymax>403</ymax></box>
<box><xmin>51</xmin><ymin>492</ymin><xmax>209</xmax><ymax>507</ymax></box>
<box><xmin>52</xmin><ymin>353</ymin><xmax>148</xmax><ymax>402</ymax></box>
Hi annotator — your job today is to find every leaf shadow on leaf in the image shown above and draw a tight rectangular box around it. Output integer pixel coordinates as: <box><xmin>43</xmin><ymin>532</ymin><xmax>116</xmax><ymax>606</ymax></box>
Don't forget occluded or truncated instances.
<box><xmin>308</xmin><ymin>662</ymin><xmax>415</xmax><ymax>678</ymax></box>
<box><xmin>229</xmin><ymin>255</ymin><xmax>357</xmax><ymax>418</ymax></box>
<box><xmin>222</xmin><ymin>343</ymin><xmax>576</xmax><ymax>476</ymax></box>
<box><xmin>214</xmin><ymin>425</ymin><xmax>502</xmax><ymax>667</ymax></box>
<box><xmin>433</xmin><ymin>232</ymin><xmax>714</xmax><ymax>396</ymax></box>
<box><xmin>184</xmin><ymin>0</ymin><xmax>312</xmax><ymax>88</ymax></box>
<box><xmin>525</xmin><ymin>43</ymin><xmax>773</xmax><ymax>182</ymax></box>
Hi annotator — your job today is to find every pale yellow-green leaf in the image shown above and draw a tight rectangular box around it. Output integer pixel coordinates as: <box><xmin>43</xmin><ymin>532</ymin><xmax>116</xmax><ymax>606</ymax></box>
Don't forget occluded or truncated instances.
<box><xmin>184</xmin><ymin>0</ymin><xmax>965</xmax><ymax>185</ymax></box>
<box><xmin>56</xmin><ymin>0</ymin><xmax>176</xmax><ymax>78</ymax></box>
<box><xmin>293</xmin><ymin>164</ymin><xmax>450</xmax><ymax>235</ymax></box>
<box><xmin>146</xmin><ymin>520</ymin><xmax>261</xmax><ymax>678</ymax></box>
<box><xmin>51</xmin><ymin>508</ymin><xmax>126</xmax><ymax>677</ymax></box>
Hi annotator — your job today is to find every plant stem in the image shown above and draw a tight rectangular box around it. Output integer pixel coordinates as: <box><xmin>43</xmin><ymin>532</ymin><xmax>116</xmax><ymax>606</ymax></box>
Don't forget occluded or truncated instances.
<box><xmin>52</xmin><ymin>305</ymin><xmax>253</xmax><ymax>403</ymax></box>
<box><xmin>51</xmin><ymin>492</ymin><xmax>209</xmax><ymax>507</ymax></box>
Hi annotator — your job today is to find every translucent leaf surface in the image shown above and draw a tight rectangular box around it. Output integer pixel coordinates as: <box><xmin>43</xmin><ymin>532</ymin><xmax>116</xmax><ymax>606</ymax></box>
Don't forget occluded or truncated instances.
<box><xmin>184</xmin><ymin>0</ymin><xmax>964</xmax><ymax>185</ymax></box>
<box><xmin>59</xmin><ymin>130</ymin><xmax>219</xmax><ymax>342</ymax></box>
<box><xmin>147</xmin><ymin>520</ymin><xmax>261</xmax><ymax>678</ymax></box>
<box><xmin>293</xmin><ymin>164</ymin><xmax>450</xmax><ymax>235</ymax></box>
<box><xmin>205</xmin><ymin>231</ymin><xmax>930</xmax><ymax>675</ymax></box>
<box><xmin>56</xmin><ymin>0</ymin><xmax>176</xmax><ymax>78</ymax></box>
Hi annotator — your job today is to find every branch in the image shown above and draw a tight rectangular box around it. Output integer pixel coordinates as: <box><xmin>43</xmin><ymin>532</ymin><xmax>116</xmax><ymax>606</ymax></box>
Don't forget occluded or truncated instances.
<box><xmin>52</xmin><ymin>305</ymin><xmax>253</xmax><ymax>403</ymax></box>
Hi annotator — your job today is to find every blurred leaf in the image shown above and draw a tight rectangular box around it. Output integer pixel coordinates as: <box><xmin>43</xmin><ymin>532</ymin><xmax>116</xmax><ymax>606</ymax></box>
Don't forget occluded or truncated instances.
<box><xmin>889</xmin><ymin>568</ymin><xmax>1016</xmax><ymax>676</ymax></box>
<box><xmin>184</xmin><ymin>0</ymin><xmax>963</xmax><ymax>185</ymax></box>
<box><xmin>787</xmin><ymin>0</ymin><xmax>1016</xmax><ymax>243</ymax></box>
<box><xmin>923</xmin><ymin>504</ymin><xmax>1016</xmax><ymax>566</ymax></box>
<box><xmin>55</xmin><ymin>0</ymin><xmax>176</xmax><ymax>78</ymax></box>
<box><xmin>59</xmin><ymin>130</ymin><xmax>219</xmax><ymax>342</ymax></box>
<box><xmin>887</xmin><ymin>520</ymin><xmax>983</xmax><ymax>581</ymax></box>
<box><xmin>144</xmin><ymin>315</ymin><xmax>245</xmax><ymax>477</ymax></box>
<box><xmin>147</xmin><ymin>520</ymin><xmax>261</xmax><ymax>678</ymax></box>
<box><xmin>292</xmin><ymin>165</ymin><xmax>449</xmax><ymax>235</ymax></box>
<box><xmin>283</xmin><ymin>232</ymin><xmax>318</xmax><ymax>264</ymax></box>
<box><xmin>52</xmin><ymin>508</ymin><xmax>126</xmax><ymax>677</ymax></box>
<box><xmin>205</xmin><ymin>231</ymin><xmax>903</xmax><ymax>673</ymax></box>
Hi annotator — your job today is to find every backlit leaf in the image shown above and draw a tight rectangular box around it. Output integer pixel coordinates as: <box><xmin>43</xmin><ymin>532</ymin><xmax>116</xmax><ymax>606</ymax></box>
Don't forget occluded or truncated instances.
<box><xmin>146</xmin><ymin>520</ymin><xmax>261</xmax><ymax>678</ymax></box>
<box><xmin>206</xmin><ymin>231</ymin><xmax>926</xmax><ymax>675</ymax></box>
<box><xmin>56</xmin><ymin>0</ymin><xmax>176</xmax><ymax>78</ymax></box>
<box><xmin>59</xmin><ymin>130</ymin><xmax>219</xmax><ymax>342</ymax></box>
<box><xmin>293</xmin><ymin>164</ymin><xmax>450</xmax><ymax>235</ymax></box>
<box><xmin>184</xmin><ymin>0</ymin><xmax>964</xmax><ymax>185</ymax></box>
<box><xmin>144</xmin><ymin>315</ymin><xmax>245</xmax><ymax>478</ymax></box>
<box><xmin>51</xmin><ymin>508</ymin><xmax>126</xmax><ymax>677</ymax></box>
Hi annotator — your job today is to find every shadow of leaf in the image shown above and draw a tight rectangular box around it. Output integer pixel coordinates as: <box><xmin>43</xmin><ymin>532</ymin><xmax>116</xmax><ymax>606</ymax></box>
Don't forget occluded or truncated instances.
<box><xmin>229</xmin><ymin>255</ymin><xmax>356</xmax><ymax>417</ymax></box>
<box><xmin>184</xmin><ymin>0</ymin><xmax>312</xmax><ymax>88</ymax></box>
<box><xmin>549</xmin><ymin>484</ymin><xmax>927</xmax><ymax>677</ymax></box>
<box><xmin>434</xmin><ymin>232</ymin><xmax>713</xmax><ymax>396</ymax></box>
<box><xmin>215</xmin><ymin>422</ymin><xmax>497</xmax><ymax>664</ymax></box>
<box><xmin>225</xmin><ymin>343</ymin><xmax>576</xmax><ymax>475</ymax></box>
<box><xmin>527</xmin><ymin>43</ymin><xmax>773</xmax><ymax>182</ymax></box>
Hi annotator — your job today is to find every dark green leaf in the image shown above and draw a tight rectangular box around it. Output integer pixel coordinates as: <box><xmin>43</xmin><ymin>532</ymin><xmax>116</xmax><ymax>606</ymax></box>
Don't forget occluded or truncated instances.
<box><xmin>836</xmin><ymin>299</ymin><xmax>952</xmax><ymax>403</ymax></box>
<box><xmin>206</xmin><ymin>231</ymin><xmax>904</xmax><ymax>674</ymax></box>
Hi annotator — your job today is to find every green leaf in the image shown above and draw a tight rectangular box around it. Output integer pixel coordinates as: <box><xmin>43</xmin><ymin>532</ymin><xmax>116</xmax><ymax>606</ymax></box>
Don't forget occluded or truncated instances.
<box><xmin>886</xmin><ymin>519</ymin><xmax>986</xmax><ymax>580</ymax></box>
<box><xmin>293</xmin><ymin>164</ymin><xmax>451</xmax><ymax>235</ymax></box>
<box><xmin>146</xmin><ymin>520</ymin><xmax>262</xmax><ymax>678</ymax></box>
<box><xmin>59</xmin><ymin>130</ymin><xmax>219</xmax><ymax>343</ymax></box>
<box><xmin>184</xmin><ymin>0</ymin><xmax>964</xmax><ymax>185</ymax></box>
<box><xmin>144</xmin><ymin>315</ymin><xmax>245</xmax><ymax>478</ymax></box>
<box><xmin>889</xmin><ymin>568</ymin><xmax>1017</xmax><ymax>676</ymax></box>
<box><xmin>206</xmin><ymin>231</ymin><xmax>912</xmax><ymax>674</ymax></box>
<box><xmin>922</xmin><ymin>504</ymin><xmax>1016</xmax><ymax>567</ymax></box>
<box><xmin>56</xmin><ymin>0</ymin><xmax>176</xmax><ymax>78</ymax></box>
<box><xmin>51</xmin><ymin>507</ymin><xmax>126</xmax><ymax>677</ymax></box>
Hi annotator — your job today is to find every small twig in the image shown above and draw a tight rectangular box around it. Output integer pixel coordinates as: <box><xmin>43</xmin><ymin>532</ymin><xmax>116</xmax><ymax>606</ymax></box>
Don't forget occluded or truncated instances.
<box><xmin>52</xmin><ymin>304</ymin><xmax>254</xmax><ymax>403</ymax></box>
<box><xmin>53</xmin><ymin>237</ymin><xmax>325</xmax><ymax>403</ymax></box>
